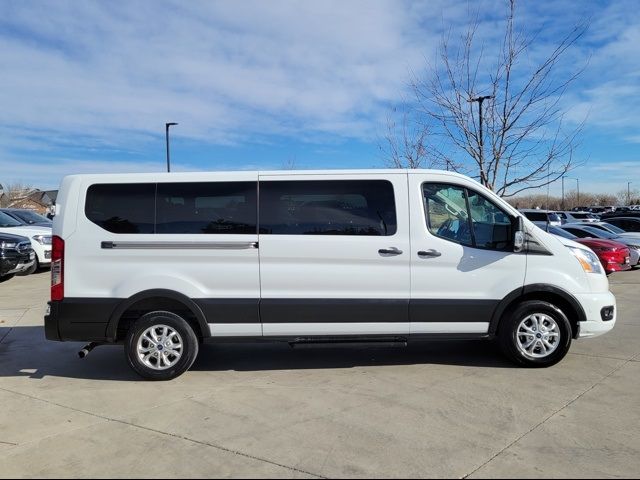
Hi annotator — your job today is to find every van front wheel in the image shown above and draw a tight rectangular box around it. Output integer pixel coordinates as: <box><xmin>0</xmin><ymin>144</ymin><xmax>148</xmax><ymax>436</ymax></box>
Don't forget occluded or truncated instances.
<box><xmin>125</xmin><ymin>311</ymin><xmax>199</xmax><ymax>380</ymax></box>
<box><xmin>499</xmin><ymin>300</ymin><xmax>572</xmax><ymax>367</ymax></box>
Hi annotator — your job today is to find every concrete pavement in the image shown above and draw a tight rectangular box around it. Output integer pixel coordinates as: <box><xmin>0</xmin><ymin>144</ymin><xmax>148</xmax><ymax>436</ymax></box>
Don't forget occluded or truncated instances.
<box><xmin>0</xmin><ymin>270</ymin><xmax>638</xmax><ymax>478</ymax></box>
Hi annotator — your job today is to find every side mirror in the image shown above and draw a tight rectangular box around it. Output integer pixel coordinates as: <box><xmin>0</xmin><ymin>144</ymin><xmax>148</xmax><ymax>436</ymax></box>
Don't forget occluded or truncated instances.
<box><xmin>514</xmin><ymin>216</ymin><xmax>525</xmax><ymax>253</ymax></box>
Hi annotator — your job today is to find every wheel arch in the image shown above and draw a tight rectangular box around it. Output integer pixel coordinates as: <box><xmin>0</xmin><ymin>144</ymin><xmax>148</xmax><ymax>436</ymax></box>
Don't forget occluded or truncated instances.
<box><xmin>490</xmin><ymin>284</ymin><xmax>586</xmax><ymax>339</ymax></box>
<box><xmin>106</xmin><ymin>289</ymin><xmax>210</xmax><ymax>342</ymax></box>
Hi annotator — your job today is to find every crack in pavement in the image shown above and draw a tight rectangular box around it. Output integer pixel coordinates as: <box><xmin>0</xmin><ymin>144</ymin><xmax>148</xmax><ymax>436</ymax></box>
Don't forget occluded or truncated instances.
<box><xmin>0</xmin><ymin>386</ymin><xmax>326</xmax><ymax>479</ymax></box>
<box><xmin>460</xmin><ymin>357</ymin><xmax>632</xmax><ymax>479</ymax></box>
<box><xmin>0</xmin><ymin>309</ymin><xmax>28</xmax><ymax>345</ymax></box>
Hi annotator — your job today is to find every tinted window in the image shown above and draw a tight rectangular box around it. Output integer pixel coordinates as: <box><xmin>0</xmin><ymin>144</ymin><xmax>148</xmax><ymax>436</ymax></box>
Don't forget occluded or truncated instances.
<box><xmin>86</xmin><ymin>184</ymin><xmax>155</xmax><ymax>233</ymax></box>
<box><xmin>549</xmin><ymin>226</ymin><xmax>577</xmax><ymax>239</ymax></box>
<box><xmin>0</xmin><ymin>211</ymin><xmax>23</xmax><ymax>227</ymax></box>
<box><xmin>523</xmin><ymin>211</ymin><xmax>549</xmax><ymax>222</ymax></box>
<box><xmin>584</xmin><ymin>226</ymin><xmax>616</xmax><ymax>239</ymax></box>
<box><xmin>260</xmin><ymin>180</ymin><xmax>396</xmax><ymax>236</ymax></box>
<box><xmin>563</xmin><ymin>228</ymin><xmax>591</xmax><ymax>238</ymax></box>
<box><xmin>572</xmin><ymin>213</ymin><xmax>590</xmax><ymax>219</ymax></box>
<box><xmin>156</xmin><ymin>182</ymin><xmax>256</xmax><ymax>234</ymax></box>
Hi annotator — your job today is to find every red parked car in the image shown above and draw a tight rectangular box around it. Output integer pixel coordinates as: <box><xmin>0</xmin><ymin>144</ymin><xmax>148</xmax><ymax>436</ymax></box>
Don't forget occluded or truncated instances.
<box><xmin>545</xmin><ymin>225</ymin><xmax>631</xmax><ymax>274</ymax></box>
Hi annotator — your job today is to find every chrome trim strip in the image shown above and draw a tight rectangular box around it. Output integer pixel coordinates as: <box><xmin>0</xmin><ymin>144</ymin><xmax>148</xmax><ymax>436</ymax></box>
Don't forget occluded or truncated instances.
<box><xmin>101</xmin><ymin>241</ymin><xmax>258</xmax><ymax>250</ymax></box>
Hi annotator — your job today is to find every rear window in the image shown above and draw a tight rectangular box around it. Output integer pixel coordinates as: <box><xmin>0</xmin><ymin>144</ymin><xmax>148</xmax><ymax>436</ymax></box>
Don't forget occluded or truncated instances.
<box><xmin>85</xmin><ymin>182</ymin><xmax>257</xmax><ymax>234</ymax></box>
<box><xmin>259</xmin><ymin>180</ymin><xmax>397</xmax><ymax>236</ymax></box>
<box><xmin>523</xmin><ymin>211</ymin><xmax>548</xmax><ymax>222</ymax></box>
<box><xmin>85</xmin><ymin>184</ymin><xmax>155</xmax><ymax>234</ymax></box>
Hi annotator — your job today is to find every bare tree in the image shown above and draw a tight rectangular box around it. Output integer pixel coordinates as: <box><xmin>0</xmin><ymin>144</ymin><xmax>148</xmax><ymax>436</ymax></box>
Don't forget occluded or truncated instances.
<box><xmin>1</xmin><ymin>182</ymin><xmax>34</xmax><ymax>206</ymax></box>
<box><xmin>281</xmin><ymin>156</ymin><xmax>299</xmax><ymax>170</ymax></box>
<box><xmin>400</xmin><ymin>0</ymin><xmax>586</xmax><ymax>197</ymax></box>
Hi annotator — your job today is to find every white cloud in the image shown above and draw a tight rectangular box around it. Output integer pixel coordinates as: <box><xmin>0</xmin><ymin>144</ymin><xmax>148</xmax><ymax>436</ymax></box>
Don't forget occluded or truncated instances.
<box><xmin>1</xmin><ymin>0</ymin><xmax>639</xmax><ymax>194</ymax></box>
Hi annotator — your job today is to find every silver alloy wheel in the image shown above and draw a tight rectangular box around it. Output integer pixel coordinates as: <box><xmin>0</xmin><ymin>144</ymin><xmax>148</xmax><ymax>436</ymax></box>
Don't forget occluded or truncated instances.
<box><xmin>136</xmin><ymin>324</ymin><xmax>183</xmax><ymax>370</ymax></box>
<box><xmin>516</xmin><ymin>313</ymin><xmax>561</xmax><ymax>359</ymax></box>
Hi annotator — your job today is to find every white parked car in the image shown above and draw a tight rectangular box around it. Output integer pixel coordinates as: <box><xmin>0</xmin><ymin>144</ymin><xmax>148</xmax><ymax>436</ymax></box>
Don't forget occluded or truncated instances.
<box><xmin>45</xmin><ymin>170</ymin><xmax>616</xmax><ymax>380</ymax></box>
<box><xmin>555</xmin><ymin>211</ymin><xmax>597</xmax><ymax>223</ymax></box>
<box><xmin>0</xmin><ymin>211</ymin><xmax>52</xmax><ymax>273</ymax></box>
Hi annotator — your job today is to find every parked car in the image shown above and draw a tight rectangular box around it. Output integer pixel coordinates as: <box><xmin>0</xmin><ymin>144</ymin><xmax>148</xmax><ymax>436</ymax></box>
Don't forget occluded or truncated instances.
<box><xmin>519</xmin><ymin>209</ymin><xmax>562</xmax><ymax>226</ymax></box>
<box><xmin>606</xmin><ymin>217</ymin><xmax>640</xmax><ymax>233</ymax></box>
<box><xmin>0</xmin><ymin>208</ymin><xmax>52</xmax><ymax>227</ymax></box>
<box><xmin>560</xmin><ymin>224</ymin><xmax>640</xmax><ymax>266</ymax></box>
<box><xmin>45</xmin><ymin>170</ymin><xmax>617</xmax><ymax>380</ymax></box>
<box><xmin>555</xmin><ymin>211</ymin><xmax>597</xmax><ymax>224</ymax></box>
<box><xmin>0</xmin><ymin>211</ymin><xmax>52</xmax><ymax>273</ymax></box>
<box><xmin>534</xmin><ymin>223</ymin><xmax>633</xmax><ymax>274</ymax></box>
<box><xmin>602</xmin><ymin>211</ymin><xmax>640</xmax><ymax>220</ymax></box>
<box><xmin>581</xmin><ymin>221</ymin><xmax>640</xmax><ymax>242</ymax></box>
<box><xmin>0</xmin><ymin>232</ymin><xmax>35</xmax><ymax>280</ymax></box>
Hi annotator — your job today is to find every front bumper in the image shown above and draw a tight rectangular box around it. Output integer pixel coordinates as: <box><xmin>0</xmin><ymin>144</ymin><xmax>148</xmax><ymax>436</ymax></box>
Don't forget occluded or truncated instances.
<box><xmin>1</xmin><ymin>251</ymin><xmax>35</xmax><ymax>276</ymax></box>
<box><xmin>575</xmin><ymin>291</ymin><xmax>616</xmax><ymax>338</ymax></box>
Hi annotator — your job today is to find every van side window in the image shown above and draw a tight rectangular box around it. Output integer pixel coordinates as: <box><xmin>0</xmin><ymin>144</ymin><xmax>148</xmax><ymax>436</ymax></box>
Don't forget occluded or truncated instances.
<box><xmin>85</xmin><ymin>184</ymin><xmax>155</xmax><ymax>234</ymax></box>
<box><xmin>466</xmin><ymin>190</ymin><xmax>513</xmax><ymax>250</ymax></box>
<box><xmin>156</xmin><ymin>183</ymin><xmax>257</xmax><ymax>234</ymax></box>
<box><xmin>423</xmin><ymin>184</ymin><xmax>473</xmax><ymax>246</ymax></box>
<box><xmin>423</xmin><ymin>183</ymin><xmax>513</xmax><ymax>250</ymax></box>
<box><xmin>260</xmin><ymin>180</ymin><xmax>397</xmax><ymax>236</ymax></box>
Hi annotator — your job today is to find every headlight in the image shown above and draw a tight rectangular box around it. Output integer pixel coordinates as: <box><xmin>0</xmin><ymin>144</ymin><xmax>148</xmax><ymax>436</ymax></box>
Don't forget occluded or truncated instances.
<box><xmin>32</xmin><ymin>235</ymin><xmax>52</xmax><ymax>245</ymax></box>
<box><xmin>569</xmin><ymin>247</ymin><xmax>603</xmax><ymax>274</ymax></box>
<box><xmin>1</xmin><ymin>242</ymin><xmax>17</xmax><ymax>249</ymax></box>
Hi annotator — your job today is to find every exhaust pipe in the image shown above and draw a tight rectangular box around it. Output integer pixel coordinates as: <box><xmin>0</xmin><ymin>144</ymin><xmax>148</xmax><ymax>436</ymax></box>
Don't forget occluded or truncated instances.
<box><xmin>78</xmin><ymin>342</ymin><xmax>100</xmax><ymax>359</ymax></box>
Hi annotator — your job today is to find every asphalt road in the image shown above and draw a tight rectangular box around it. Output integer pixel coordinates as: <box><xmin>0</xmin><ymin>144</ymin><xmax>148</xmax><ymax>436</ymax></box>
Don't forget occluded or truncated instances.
<box><xmin>0</xmin><ymin>270</ymin><xmax>639</xmax><ymax>478</ymax></box>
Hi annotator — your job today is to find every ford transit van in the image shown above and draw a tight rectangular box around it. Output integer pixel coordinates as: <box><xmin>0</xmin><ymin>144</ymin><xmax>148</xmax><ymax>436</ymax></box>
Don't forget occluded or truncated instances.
<box><xmin>45</xmin><ymin>170</ymin><xmax>616</xmax><ymax>380</ymax></box>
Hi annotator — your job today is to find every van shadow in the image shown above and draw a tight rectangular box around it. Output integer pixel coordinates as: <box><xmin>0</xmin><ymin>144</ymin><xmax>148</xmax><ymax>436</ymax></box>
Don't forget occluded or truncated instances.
<box><xmin>0</xmin><ymin>326</ymin><xmax>515</xmax><ymax>382</ymax></box>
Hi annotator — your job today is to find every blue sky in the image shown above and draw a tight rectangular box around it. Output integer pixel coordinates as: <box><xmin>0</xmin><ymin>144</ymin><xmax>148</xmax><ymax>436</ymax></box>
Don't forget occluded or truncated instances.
<box><xmin>0</xmin><ymin>0</ymin><xmax>638</xmax><ymax>196</ymax></box>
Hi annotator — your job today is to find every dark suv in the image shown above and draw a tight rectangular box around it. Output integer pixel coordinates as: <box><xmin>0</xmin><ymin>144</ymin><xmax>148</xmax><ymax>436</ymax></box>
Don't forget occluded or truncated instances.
<box><xmin>0</xmin><ymin>232</ymin><xmax>35</xmax><ymax>280</ymax></box>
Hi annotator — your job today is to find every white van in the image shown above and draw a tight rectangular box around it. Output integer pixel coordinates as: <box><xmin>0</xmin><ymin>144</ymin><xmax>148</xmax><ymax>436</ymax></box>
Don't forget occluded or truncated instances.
<box><xmin>45</xmin><ymin>170</ymin><xmax>616</xmax><ymax>380</ymax></box>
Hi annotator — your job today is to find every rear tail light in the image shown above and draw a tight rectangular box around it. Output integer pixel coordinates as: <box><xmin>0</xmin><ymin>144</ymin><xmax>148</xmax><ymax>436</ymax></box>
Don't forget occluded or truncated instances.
<box><xmin>51</xmin><ymin>236</ymin><xmax>64</xmax><ymax>301</ymax></box>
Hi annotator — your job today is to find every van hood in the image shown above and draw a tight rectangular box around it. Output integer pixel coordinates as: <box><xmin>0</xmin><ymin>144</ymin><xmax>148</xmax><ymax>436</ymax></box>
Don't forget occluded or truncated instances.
<box><xmin>552</xmin><ymin>235</ymin><xmax>590</xmax><ymax>251</ymax></box>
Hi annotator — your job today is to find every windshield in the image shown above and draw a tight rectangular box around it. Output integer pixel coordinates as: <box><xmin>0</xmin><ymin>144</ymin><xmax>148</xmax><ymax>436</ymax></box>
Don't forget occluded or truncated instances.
<box><xmin>601</xmin><ymin>222</ymin><xmax>625</xmax><ymax>234</ymax></box>
<box><xmin>549</xmin><ymin>226</ymin><xmax>577</xmax><ymax>239</ymax></box>
<box><xmin>0</xmin><ymin>211</ymin><xmax>23</xmax><ymax>228</ymax></box>
<box><xmin>12</xmin><ymin>210</ymin><xmax>49</xmax><ymax>224</ymax></box>
<box><xmin>584</xmin><ymin>226</ymin><xmax>617</xmax><ymax>239</ymax></box>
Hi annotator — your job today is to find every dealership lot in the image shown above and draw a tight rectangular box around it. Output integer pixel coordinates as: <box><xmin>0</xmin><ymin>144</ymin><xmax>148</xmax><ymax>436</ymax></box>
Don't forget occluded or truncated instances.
<box><xmin>0</xmin><ymin>271</ymin><xmax>639</xmax><ymax>478</ymax></box>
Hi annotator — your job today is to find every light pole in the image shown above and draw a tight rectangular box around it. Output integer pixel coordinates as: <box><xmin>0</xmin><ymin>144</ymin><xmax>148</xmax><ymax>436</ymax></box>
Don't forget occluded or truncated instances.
<box><xmin>165</xmin><ymin>122</ymin><xmax>178</xmax><ymax>172</ymax></box>
<box><xmin>565</xmin><ymin>176</ymin><xmax>579</xmax><ymax>208</ymax></box>
<box><xmin>628</xmin><ymin>182</ymin><xmax>633</xmax><ymax>206</ymax></box>
<box><xmin>468</xmin><ymin>95</ymin><xmax>494</xmax><ymax>187</ymax></box>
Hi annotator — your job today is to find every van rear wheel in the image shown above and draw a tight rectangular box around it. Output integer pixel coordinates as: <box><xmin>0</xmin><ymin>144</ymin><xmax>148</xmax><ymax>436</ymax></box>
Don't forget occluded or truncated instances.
<box><xmin>499</xmin><ymin>300</ymin><xmax>572</xmax><ymax>367</ymax></box>
<box><xmin>125</xmin><ymin>311</ymin><xmax>199</xmax><ymax>380</ymax></box>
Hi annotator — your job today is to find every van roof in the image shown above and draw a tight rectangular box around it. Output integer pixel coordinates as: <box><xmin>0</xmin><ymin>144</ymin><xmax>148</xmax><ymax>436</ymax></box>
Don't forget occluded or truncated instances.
<box><xmin>61</xmin><ymin>169</ymin><xmax>477</xmax><ymax>182</ymax></box>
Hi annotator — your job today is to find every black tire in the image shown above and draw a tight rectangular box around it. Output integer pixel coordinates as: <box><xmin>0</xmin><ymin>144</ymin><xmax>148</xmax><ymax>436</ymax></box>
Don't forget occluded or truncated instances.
<box><xmin>17</xmin><ymin>259</ymin><xmax>38</xmax><ymax>276</ymax></box>
<box><xmin>498</xmin><ymin>300</ymin><xmax>572</xmax><ymax>367</ymax></box>
<box><xmin>125</xmin><ymin>311</ymin><xmax>199</xmax><ymax>381</ymax></box>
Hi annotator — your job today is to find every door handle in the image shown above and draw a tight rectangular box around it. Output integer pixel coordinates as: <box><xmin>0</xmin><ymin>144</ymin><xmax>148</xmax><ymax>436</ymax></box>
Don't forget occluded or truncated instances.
<box><xmin>418</xmin><ymin>249</ymin><xmax>441</xmax><ymax>258</ymax></box>
<box><xmin>379</xmin><ymin>247</ymin><xmax>403</xmax><ymax>256</ymax></box>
